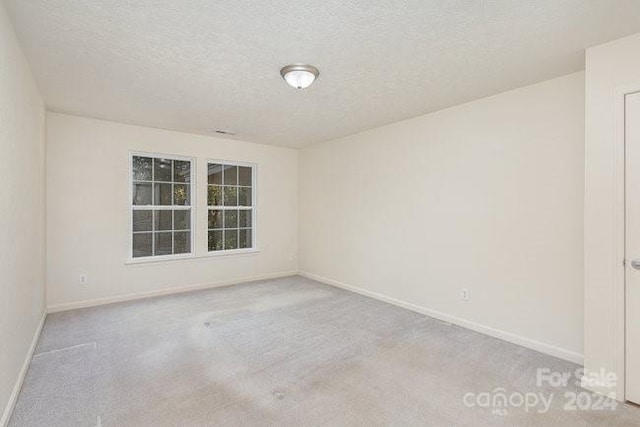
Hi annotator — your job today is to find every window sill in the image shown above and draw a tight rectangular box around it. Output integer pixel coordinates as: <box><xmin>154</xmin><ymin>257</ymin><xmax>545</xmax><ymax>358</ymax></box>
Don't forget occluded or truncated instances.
<box><xmin>126</xmin><ymin>249</ymin><xmax>260</xmax><ymax>266</ymax></box>
<box><xmin>206</xmin><ymin>248</ymin><xmax>260</xmax><ymax>257</ymax></box>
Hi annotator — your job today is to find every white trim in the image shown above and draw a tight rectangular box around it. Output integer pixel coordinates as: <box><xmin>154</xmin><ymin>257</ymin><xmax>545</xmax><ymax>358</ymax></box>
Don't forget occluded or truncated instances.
<box><xmin>610</xmin><ymin>85</ymin><xmax>631</xmax><ymax>401</ymax></box>
<box><xmin>584</xmin><ymin>84</ymin><xmax>640</xmax><ymax>401</ymax></box>
<box><xmin>203</xmin><ymin>248</ymin><xmax>259</xmax><ymax>258</ymax></box>
<box><xmin>125</xmin><ymin>249</ymin><xmax>260</xmax><ymax>265</ymax></box>
<box><xmin>1</xmin><ymin>312</ymin><xmax>46</xmax><ymax>427</ymax></box>
<box><xmin>126</xmin><ymin>252</ymin><xmax>197</xmax><ymax>265</ymax></box>
<box><xmin>615</xmin><ymin>86</ymin><xmax>640</xmax><ymax>402</ymax></box>
<box><xmin>299</xmin><ymin>271</ymin><xmax>584</xmax><ymax>365</ymax></box>
<box><xmin>128</xmin><ymin>151</ymin><xmax>197</xmax><ymax>262</ymax></box>
<box><xmin>46</xmin><ymin>271</ymin><xmax>297</xmax><ymax>313</ymax></box>
<box><xmin>206</xmin><ymin>159</ymin><xmax>257</xmax><ymax>254</ymax></box>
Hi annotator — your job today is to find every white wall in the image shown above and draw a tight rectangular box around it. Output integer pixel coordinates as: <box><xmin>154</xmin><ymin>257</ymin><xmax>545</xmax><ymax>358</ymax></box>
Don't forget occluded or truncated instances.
<box><xmin>299</xmin><ymin>72</ymin><xmax>585</xmax><ymax>362</ymax></box>
<box><xmin>584</xmin><ymin>32</ymin><xmax>640</xmax><ymax>399</ymax></box>
<box><xmin>46</xmin><ymin>113</ymin><xmax>298</xmax><ymax>310</ymax></box>
<box><xmin>0</xmin><ymin>5</ymin><xmax>46</xmax><ymax>425</ymax></box>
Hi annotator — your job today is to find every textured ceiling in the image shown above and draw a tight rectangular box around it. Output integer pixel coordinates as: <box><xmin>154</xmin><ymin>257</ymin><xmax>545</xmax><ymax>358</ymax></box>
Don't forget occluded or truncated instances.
<box><xmin>4</xmin><ymin>1</ymin><xmax>640</xmax><ymax>148</ymax></box>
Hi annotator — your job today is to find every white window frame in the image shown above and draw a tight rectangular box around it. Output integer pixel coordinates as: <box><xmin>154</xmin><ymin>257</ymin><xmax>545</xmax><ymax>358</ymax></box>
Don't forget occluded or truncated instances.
<box><xmin>128</xmin><ymin>151</ymin><xmax>196</xmax><ymax>264</ymax></box>
<box><xmin>206</xmin><ymin>159</ymin><xmax>257</xmax><ymax>257</ymax></box>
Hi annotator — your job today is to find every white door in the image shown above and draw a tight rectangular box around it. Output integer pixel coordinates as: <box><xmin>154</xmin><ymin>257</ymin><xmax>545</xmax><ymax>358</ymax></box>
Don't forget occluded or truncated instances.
<box><xmin>626</xmin><ymin>91</ymin><xmax>640</xmax><ymax>405</ymax></box>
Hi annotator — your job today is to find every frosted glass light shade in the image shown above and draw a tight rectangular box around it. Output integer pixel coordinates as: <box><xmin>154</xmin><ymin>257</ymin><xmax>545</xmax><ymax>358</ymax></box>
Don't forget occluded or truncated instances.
<box><xmin>280</xmin><ymin>65</ymin><xmax>319</xmax><ymax>89</ymax></box>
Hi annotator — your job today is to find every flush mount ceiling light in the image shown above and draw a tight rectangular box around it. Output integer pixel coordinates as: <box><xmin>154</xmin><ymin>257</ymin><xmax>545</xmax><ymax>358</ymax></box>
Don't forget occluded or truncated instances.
<box><xmin>280</xmin><ymin>64</ymin><xmax>319</xmax><ymax>89</ymax></box>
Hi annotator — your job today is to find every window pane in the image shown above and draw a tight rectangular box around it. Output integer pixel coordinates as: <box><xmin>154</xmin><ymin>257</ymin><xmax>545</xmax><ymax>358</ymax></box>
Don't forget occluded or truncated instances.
<box><xmin>239</xmin><ymin>229</ymin><xmax>252</xmax><ymax>249</ymax></box>
<box><xmin>224</xmin><ymin>186</ymin><xmax>238</xmax><ymax>206</ymax></box>
<box><xmin>238</xmin><ymin>187</ymin><xmax>252</xmax><ymax>206</ymax></box>
<box><xmin>208</xmin><ymin>164</ymin><xmax>223</xmax><ymax>185</ymax></box>
<box><xmin>174</xmin><ymin>210</ymin><xmax>190</xmax><ymax>230</ymax></box>
<box><xmin>223</xmin><ymin>165</ymin><xmax>238</xmax><ymax>185</ymax></box>
<box><xmin>208</xmin><ymin>230</ymin><xmax>223</xmax><ymax>251</ymax></box>
<box><xmin>174</xmin><ymin>160</ymin><xmax>190</xmax><ymax>183</ymax></box>
<box><xmin>132</xmin><ymin>156</ymin><xmax>153</xmax><ymax>181</ymax></box>
<box><xmin>208</xmin><ymin>210</ymin><xmax>223</xmax><ymax>229</ymax></box>
<box><xmin>224</xmin><ymin>229</ymin><xmax>238</xmax><ymax>250</ymax></box>
<box><xmin>208</xmin><ymin>185</ymin><xmax>222</xmax><ymax>206</ymax></box>
<box><xmin>174</xmin><ymin>184</ymin><xmax>190</xmax><ymax>206</ymax></box>
<box><xmin>239</xmin><ymin>210</ymin><xmax>252</xmax><ymax>228</ymax></box>
<box><xmin>154</xmin><ymin>232</ymin><xmax>172</xmax><ymax>255</ymax></box>
<box><xmin>131</xmin><ymin>155</ymin><xmax>195</xmax><ymax>260</ymax></box>
<box><xmin>224</xmin><ymin>210</ymin><xmax>238</xmax><ymax>228</ymax></box>
<box><xmin>154</xmin><ymin>158</ymin><xmax>172</xmax><ymax>182</ymax></box>
<box><xmin>154</xmin><ymin>183</ymin><xmax>172</xmax><ymax>205</ymax></box>
<box><xmin>132</xmin><ymin>233</ymin><xmax>152</xmax><ymax>257</ymax></box>
<box><xmin>154</xmin><ymin>210</ymin><xmax>172</xmax><ymax>231</ymax></box>
<box><xmin>238</xmin><ymin>166</ymin><xmax>252</xmax><ymax>186</ymax></box>
<box><xmin>174</xmin><ymin>231</ymin><xmax>190</xmax><ymax>254</ymax></box>
<box><xmin>133</xmin><ymin>210</ymin><xmax>152</xmax><ymax>232</ymax></box>
<box><xmin>133</xmin><ymin>182</ymin><xmax>152</xmax><ymax>205</ymax></box>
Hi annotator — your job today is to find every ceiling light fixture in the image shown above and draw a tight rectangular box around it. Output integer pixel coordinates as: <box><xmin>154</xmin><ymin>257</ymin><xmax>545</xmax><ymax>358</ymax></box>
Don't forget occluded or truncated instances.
<box><xmin>280</xmin><ymin>64</ymin><xmax>319</xmax><ymax>89</ymax></box>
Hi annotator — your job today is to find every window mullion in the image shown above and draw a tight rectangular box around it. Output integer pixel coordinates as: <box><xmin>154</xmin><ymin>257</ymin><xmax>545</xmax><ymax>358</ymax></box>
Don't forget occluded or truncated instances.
<box><xmin>206</xmin><ymin>161</ymin><xmax>254</xmax><ymax>252</ymax></box>
<box><xmin>131</xmin><ymin>153</ymin><xmax>194</xmax><ymax>260</ymax></box>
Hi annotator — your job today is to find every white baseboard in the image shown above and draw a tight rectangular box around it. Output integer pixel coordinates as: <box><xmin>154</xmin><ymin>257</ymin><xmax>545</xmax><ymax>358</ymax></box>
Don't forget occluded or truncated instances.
<box><xmin>1</xmin><ymin>311</ymin><xmax>46</xmax><ymax>427</ymax></box>
<box><xmin>299</xmin><ymin>271</ymin><xmax>584</xmax><ymax>365</ymax></box>
<box><xmin>47</xmin><ymin>271</ymin><xmax>298</xmax><ymax>313</ymax></box>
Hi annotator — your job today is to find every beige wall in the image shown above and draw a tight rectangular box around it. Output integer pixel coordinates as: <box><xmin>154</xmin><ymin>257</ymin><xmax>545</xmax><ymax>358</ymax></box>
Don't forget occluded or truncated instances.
<box><xmin>46</xmin><ymin>113</ymin><xmax>298</xmax><ymax>310</ymax></box>
<box><xmin>584</xmin><ymin>32</ymin><xmax>640</xmax><ymax>399</ymax></box>
<box><xmin>299</xmin><ymin>72</ymin><xmax>585</xmax><ymax>362</ymax></box>
<box><xmin>0</xmin><ymin>6</ymin><xmax>46</xmax><ymax>425</ymax></box>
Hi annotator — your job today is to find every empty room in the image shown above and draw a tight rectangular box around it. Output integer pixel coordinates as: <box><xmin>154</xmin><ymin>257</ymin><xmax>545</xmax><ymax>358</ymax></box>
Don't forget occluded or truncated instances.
<box><xmin>3</xmin><ymin>1</ymin><xmax>640</xmax><ymax>425</ymax></box>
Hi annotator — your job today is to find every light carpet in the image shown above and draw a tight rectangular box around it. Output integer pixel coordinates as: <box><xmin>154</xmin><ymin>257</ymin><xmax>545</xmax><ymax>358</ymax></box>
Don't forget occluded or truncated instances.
<box><xmin>10</xmin><ymin>275</ymin><xmax>640</xmax><ymax>426</ymax></box>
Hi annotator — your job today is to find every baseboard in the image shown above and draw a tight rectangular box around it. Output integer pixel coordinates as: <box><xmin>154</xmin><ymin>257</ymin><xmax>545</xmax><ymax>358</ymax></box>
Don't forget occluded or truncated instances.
<box><xmin>1</xmin><ymin>311</ymin><xmax>46</xmax><ymax>427</ymax></box>
<box><xmin>45</xmin><ymin>269</ymin><xmax>583</xmax><ymax>363</ymax></box>
<box><xmin>47</xmin><ymin>271</ymin><xmax>298</xmax><ymax>313</ymax></box>
<box><xmin>299</xmin><ymin>271</ymin><xmax>584</xmax><ymax>365</ymax></box>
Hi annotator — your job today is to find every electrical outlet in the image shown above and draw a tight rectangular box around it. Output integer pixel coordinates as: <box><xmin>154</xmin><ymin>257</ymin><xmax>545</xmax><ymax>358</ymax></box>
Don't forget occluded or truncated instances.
<box><xmin>79</xmin><ymin>274</ymin><xmax>88</xmax><ymax>285</ymax></box>
<box><xmin>461</xmin><ymin>288</ymin><xmax>470</xmax><ymax>302</ymax></box>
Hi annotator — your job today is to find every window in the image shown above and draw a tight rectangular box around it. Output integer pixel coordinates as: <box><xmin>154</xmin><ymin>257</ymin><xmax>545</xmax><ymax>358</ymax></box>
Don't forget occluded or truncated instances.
<box><xmin>130</xmin><ymin>154</ymin><xmax>194</xmax><ymax>259</ymax></box>
<box><xmin>207</xmin><ymin>162</ymin><xmax>255</xmax><ymax>252</ymax></box>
